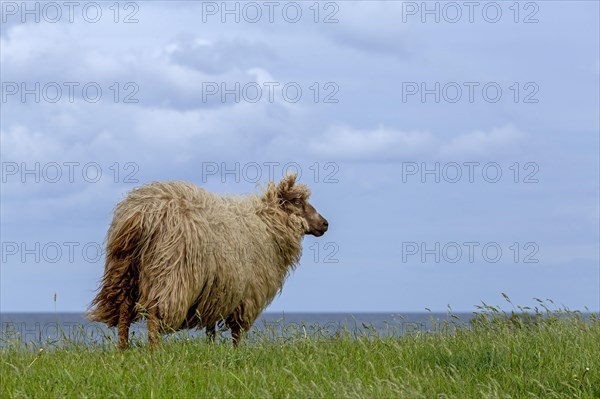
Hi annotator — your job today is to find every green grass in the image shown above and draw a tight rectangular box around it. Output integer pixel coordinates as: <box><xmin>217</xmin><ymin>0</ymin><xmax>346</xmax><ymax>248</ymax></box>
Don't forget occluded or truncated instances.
<box><xmin>1</xmin><ymin>302</ymin><xmax>599</xmax><ymax>398</ymax></box>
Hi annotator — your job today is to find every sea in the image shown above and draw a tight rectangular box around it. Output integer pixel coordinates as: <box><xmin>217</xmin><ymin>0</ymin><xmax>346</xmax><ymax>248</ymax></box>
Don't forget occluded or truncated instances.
<box><xmin>0</xmin><ymin>312</ymin><xmax>477</xmax><ymax>347</ymax></box>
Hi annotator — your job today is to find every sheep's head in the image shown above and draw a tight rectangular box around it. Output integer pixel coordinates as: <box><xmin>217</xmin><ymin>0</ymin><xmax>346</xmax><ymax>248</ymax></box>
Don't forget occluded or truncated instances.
<box><xmin>275</xmin><ymin>174</ymin><xmax>329</xmax><ymax>237</ymax></box>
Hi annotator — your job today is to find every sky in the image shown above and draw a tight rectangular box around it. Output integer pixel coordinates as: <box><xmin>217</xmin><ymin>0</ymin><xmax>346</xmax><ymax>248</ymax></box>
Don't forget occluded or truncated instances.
<box><xmin>1</xmin><ymin>1</ymin><xmax>599</xmax><ymax>313</ymax></box>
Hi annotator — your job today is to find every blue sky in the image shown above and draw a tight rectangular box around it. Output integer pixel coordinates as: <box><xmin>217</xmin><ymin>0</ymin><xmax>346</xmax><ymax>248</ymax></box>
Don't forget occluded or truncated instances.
<box><xmin>1</xmin><ymin>1</ymin><xmax>599</xmax><ymax>313</ymax></box>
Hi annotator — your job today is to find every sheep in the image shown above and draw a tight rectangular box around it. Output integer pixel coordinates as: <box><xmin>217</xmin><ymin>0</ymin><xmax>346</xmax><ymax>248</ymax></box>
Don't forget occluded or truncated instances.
<box><xmin>87</xmin><ymin>173</ymin><xmax>328</xmax><ymax>349</ymax></box>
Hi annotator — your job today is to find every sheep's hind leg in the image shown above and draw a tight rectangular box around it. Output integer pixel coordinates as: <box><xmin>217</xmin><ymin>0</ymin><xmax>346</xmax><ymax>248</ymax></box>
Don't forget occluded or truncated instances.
<box><xmin>147</xmin><ymin>302</ymin><xmax>161</xmax><ymax>350</ymax></box>
<box><xmin>118</xmin><ymin>298</ymin><xmax>133</xmax><ymax>351</ymax></box>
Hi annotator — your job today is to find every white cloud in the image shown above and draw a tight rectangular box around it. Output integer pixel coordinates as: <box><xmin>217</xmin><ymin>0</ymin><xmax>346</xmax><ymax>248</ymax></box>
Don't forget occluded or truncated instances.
<box><xmin>322</xmin><ymin>2</ymin><xmax>414</xmax><ymax>57</ymax></box>
<box><xmin>440</xmin><ymin>124</ymin><xmax>524</xmax><ymax>157</ymax></box>
<box><xmin>309</xmin><ymin>124</ymin><xmax>433</xmax><ymax>160</ymax></box>
<box><xmin>165</xmin><ymin>34</ymin><xmax>274</xmax><ymax>74</ymax></box>
<box><xmin>308</xmin><ymin>124</ymin><xmax>525</xmax><ymax>161</ymax></box>
<box><xmin>1</xmin><ymin>24</ymin><xmax>79</xmax><ymax>75</ymax></box>
<box><xmin>1</xmin><ymin>19</ymin><xmax>273</xmax><ymax>111</ymax></box>
<box><xmin>1</xmin><ymin>125</ymin><xmax>64</xmax><ymax>161</ymax></box>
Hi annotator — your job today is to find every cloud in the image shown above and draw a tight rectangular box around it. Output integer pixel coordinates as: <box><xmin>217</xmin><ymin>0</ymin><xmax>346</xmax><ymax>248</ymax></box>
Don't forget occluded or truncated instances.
<box><xmin>308</xmin><ymin>124</ymin><xmax>525</xmax><ymax>161</ymax></box>
<box><xmin>322</xmin><ymin>2</ymin><xmax>414</xmax><ymax>57</ymax></box>
<box><xmin>1</xmin><ymin>124</ymin><xmax>65</xmax><ymax>161</ymax></box>
<box><xmin>439</xmin><ymin>124</ymin><xmax>524</xmax><ymax>157</ymax></box>
<box><xmin>0</xmin><ymin>178</ymin><xmax>121</xmax><ymax>227</ymax></box>
<box><xmin>308</xmin><ymin>124</ymin><xmax>434</xmax><ymax>160</ymax></box>
<box><xmin>1</xmin><ymin>20</ymin><xmax>274</xmax><ymax>112</ymax></box>
<box><xmin>1</xmin><ymin>24</ymin><xmax>86</xmax><ymax>80</ymax></box>
<box><xmin>165</xmin><ymin>34</ymin><xmax>274</xmax><ymax>74</ymax></box>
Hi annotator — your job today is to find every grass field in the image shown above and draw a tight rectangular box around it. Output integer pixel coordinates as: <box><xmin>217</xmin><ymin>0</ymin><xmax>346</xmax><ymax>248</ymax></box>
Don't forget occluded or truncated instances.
<box><xmin>1</xmin><ymin>301</ymin><xmax>599</xmax><ymax>398</ymax></box>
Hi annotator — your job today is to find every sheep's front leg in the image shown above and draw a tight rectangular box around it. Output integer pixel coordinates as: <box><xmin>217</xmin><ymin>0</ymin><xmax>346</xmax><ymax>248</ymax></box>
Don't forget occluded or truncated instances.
<box><xmin>231</xmin><ymin>324</ymin><xmax>244</xmax><ymax>347</ymax></box>
<box><xmin>206</xmin><ymin>324</ymin><xmax>216</xmax><ymax>342</ymax></box>
<box><xmin>226</xmin><ymin>308</ymin><xmax>249</xmax><ymax>347</ymax></box>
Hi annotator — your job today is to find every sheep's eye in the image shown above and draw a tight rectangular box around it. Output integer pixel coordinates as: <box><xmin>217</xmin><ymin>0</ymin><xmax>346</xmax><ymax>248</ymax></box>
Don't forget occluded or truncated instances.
<box><xmin>293</xmin><ymin>199</ymin><xmax>302</xmax><ymax>206</ymax></box>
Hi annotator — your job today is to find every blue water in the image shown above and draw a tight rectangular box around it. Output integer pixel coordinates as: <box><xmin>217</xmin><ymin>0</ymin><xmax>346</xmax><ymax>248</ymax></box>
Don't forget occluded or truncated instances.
<box><xmin>0</xmin><ymin>312</ymin><xmax>474</xmax><ymax>347</ymax></box>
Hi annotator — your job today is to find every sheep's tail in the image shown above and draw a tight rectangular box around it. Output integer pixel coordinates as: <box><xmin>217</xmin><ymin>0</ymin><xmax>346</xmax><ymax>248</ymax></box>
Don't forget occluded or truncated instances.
<box><xmin>86</xmin><ymin>210</ymin><xmax>142</xmax><ymax>327</ymax></box>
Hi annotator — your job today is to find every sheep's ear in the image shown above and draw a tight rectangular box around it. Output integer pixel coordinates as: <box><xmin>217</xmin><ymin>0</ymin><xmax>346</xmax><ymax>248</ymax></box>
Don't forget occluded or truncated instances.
<box><xmin>276</xmin><ymin>173</ymin><xmax>297</xmax><ymax>198</ymax></box>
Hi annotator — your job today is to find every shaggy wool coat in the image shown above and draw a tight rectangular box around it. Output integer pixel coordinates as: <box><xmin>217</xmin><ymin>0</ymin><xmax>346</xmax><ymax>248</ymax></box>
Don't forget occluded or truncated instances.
<box><xmin>87</xmin><ymin>175</ymin><xmax>310</xmax><ymax>333</ymax></box>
